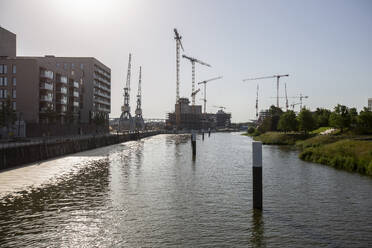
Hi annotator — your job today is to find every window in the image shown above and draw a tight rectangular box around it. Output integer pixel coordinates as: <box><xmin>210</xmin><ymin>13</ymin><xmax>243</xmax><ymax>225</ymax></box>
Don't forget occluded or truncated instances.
<box><xmin>71</xmin><ymin>63</ymin><xmax>75</xmax><ymax>69</ymax></box>
<box><xmin>64</xmin><ymin>63</ymin><xmax>68</xmax><ymax>70</ymax></box>
<box><xmin>0</xmin><ymin>65</ymin><xmax>3</xmax><ymax>74</ymax></box>
<box><xmin>12</xmin><ymin>77</ymin><xmax>16</xmax><ymax>86</ymax></box>
<box><xmin>80</xmin><ymin>64</ymin><xmax>84</xmax><ymax>70</ymax></box>
<box><xmin>3</xmin><ymin>90</ymin><xmax>8</xmax><ymax>98</ymax></box>
<box><xmin>4</xmin><ymin>77</ymin><xmax>7</xmax><ymax>86</ymax></box>
<box><xmin>12</xmin><ymin>89</ymin><xmax>16</xmax><ymax>98</ymax></box>
<box><xmin>0</xmin><ymin>89</ymin><xmax>3</xmax><ymax>98</ymax></box>
<box><xmin>0</xmin><ymin>77</ymin><xmax>3</xmax><ymax>86</ymax></box>
<box><xmin>57</xmin><ymin>63</ymin><xmax>60</xmax><ymax>68</ymax></box>
<box><xmin>12</xmin><ymin>65</ymin><xmax>16</xmax><ymax>74</ymax></box>
<box><xmin>12</xmin><ymin>102</ymin><xmax>16</xmax><ymax>110</ymax></box>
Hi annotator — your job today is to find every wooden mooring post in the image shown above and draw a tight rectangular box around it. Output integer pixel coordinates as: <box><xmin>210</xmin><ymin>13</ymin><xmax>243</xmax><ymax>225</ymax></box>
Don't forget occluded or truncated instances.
<box><xmin>191</xmin><ymin>130</ymin><xmax>196</xmax><ymax>157</ymax></box>
<box><xmin>252</xmin><ymin>141</ymin><xmax>263</xmax><ymax>210</ymax></box>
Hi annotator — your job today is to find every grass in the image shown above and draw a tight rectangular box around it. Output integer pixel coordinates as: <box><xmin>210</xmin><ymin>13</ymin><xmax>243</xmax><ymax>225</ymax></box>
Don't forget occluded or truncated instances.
<box><xmin>296</xmin><ymin>134</ymin><xmax>342</xmax><ymax>149</ymax></box>
<box><xmin>253</xmin><ymin>132</ymin><xmax>310</xmax><ymax>145</ymax></box>
<box><xmin>310</xmin><ymin>127</ymin><xmax>336</xmax><ymax>135</ymax></box>
<box><xmin>299</xmin><ymin>139</ymin><xmax>372</xmax><ymax>176</ymax></box>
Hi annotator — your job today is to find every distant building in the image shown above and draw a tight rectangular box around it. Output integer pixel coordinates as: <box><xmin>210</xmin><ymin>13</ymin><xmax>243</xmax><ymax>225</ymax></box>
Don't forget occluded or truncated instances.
<box><xmin>369</xmin><ymin>98</ymin><xmax>372</xmax><ymax>111</ymax></box>
<box><xmin>166</xmin><ymin>98</ymin><xmax>231</xmax><ymax>130</ymax></box>
<box><xmin>0</xmin><ymin>27</ymin><xmax>111</xmax><ymax>136</ymax></box>
<box><xmin>0</xmin><ymin>27</ymin><xmax>16</xmax><ymax>57</ymax></box>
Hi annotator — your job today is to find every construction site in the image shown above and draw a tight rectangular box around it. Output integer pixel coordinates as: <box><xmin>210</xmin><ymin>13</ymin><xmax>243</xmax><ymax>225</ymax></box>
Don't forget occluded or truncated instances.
<box><xmin>166</xmin><ymin>29</ymin><xmax>231</xmax><ymax>131</ymax></box>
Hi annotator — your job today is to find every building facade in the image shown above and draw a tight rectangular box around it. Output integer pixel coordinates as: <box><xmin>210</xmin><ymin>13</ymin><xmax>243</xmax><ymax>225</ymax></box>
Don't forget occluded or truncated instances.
<box><xmin>369</xmin><ymin>98</ymin><xmax>372</xmax><ymax>111</ymax></box>
<box><xmin>0</xmin><ymin>27</ymin><xmax>111</xmax><ymax>136</ymax></box>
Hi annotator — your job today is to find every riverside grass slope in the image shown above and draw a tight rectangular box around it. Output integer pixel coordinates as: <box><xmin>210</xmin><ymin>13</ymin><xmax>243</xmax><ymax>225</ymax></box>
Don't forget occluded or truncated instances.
<box><xmin>298</xmin><ymin>137</ymin><xmax>372</xmax><ymax>176</ymax></box>
<box><xmin>245</xmin><ymin>131</ymin><xmax>372</xmax><ymax>176</ymax></box>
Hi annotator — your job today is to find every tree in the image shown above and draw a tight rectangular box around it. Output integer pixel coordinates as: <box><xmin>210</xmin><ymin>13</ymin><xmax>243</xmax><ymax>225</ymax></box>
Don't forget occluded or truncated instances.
<box><xmin>278</xmin><ymin>110</ymin><xmax>298</xmax><ymax>132</ymax></box>
<box><xmin>0</xmin><ymin>96</ymin><xmax>16</xmax><ymax>128</ymax></box>
<box><xmin>329</xmin><ymin>104</ymin><xmax>351</xmax><ymax>132</ymax></box>
<box><xmin>356</xmin><ymin>107</ymin><xmax>372</xmax><ymax>134</ymax></box>
<box><xmin>314</xmin><ymin>108</ymin><xmax>331</xmax><ymax>127</ymax></box>
<box><xmin>297</xmin><ymin>108</ymin><xmax>316</xmax><ymax>134</ymax></box>
<box><xmin>268</xmin><ymin>105</ymin><xmax>283</xmax><ymax>131</ymax></box>
<box><xmin>257</xmin><ymin>116</ymin><xmax>272</xmax><ymax>134</ymax></box>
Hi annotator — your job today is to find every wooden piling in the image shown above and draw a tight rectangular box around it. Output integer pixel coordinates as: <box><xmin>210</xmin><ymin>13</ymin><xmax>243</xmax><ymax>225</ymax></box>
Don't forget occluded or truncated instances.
<box><xmin>252</xmin><ymin>141</ymin><xmax>263</xmax><ymax>210</ymax></box>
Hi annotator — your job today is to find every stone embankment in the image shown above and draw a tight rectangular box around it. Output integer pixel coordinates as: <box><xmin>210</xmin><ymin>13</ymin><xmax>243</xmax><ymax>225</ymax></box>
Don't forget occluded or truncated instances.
<box><xmin>0</xmin><ymin>131</ymin><xmax>161</xmax><ymax>170</ymax></box>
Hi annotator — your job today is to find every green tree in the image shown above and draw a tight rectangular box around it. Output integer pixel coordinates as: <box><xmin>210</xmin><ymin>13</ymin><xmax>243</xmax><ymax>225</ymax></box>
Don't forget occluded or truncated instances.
<box><xmin>329</xmin><ymin>104</ymin><xmax>351</xmax><ymax>132</ymax></box>
<box><xmin>0</xmin><ymin>96</ymin><xmax>16</xmax><ymax>127</ymax></box>
<box><xmin>297</xmin><ymin>108</ymin><xmax>316</xmax><ymax>134</ymax></box>
<box><xmin>278</xmin><ymin>110</ymin><xmax>298</xmax><ymax>132</ymax></box>
<box><xmin>356</xmin><ymin>107</ymin><xmax>372</xmax><ymax>134</ymax></box>
<box><xmin>257</xmin><ymin>116</ymin><xmax>272</xmax><ymax>134</ymax></box>
<box><xmin>314</xmin><ymin>108</ymin><xmax>331</xmax><ymax>127</ymax></box>
<box><xmin>268</xmin><ymin>105</ymin><xmax>283</xmax><ymax>131</ymax></box>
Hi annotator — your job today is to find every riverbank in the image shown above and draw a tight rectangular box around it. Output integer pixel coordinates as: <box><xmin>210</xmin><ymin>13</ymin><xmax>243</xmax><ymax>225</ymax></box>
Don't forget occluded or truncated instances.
<box><xmin>245</xmin><ymin>131</ymin><xmax>372</xmax><ymax>176</ymax></box>
<box><xmin>0</xmin><ymin>131</ymin><xmax>162</xmax><ymax>171</ymax></box>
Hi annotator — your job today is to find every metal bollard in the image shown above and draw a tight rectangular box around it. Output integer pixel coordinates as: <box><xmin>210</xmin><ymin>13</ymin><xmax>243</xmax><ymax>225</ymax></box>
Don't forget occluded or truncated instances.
<box><xmin>252</xmin><ymin>141</ymin><xmax>263</xmax><ymax>210</ymax></box>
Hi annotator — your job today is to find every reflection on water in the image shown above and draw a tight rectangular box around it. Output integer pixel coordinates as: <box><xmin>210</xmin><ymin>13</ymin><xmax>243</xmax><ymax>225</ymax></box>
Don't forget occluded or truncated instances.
<box><xmin>0</xmin><ymin>133</ymin><xmax>372</xmax><ymax>247</ymax></box>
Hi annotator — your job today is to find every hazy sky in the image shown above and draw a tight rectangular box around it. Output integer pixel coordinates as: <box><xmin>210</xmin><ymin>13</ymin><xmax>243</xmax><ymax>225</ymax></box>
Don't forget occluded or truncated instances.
<box><xmin>1</xmin><ymin>0</ymin><xmax>371</xmax><ymax>122</ymax></box>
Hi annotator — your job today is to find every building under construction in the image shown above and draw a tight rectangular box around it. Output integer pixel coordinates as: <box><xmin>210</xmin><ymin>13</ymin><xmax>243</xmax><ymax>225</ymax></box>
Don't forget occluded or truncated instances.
<box><xmin>166</xmin><ymin>98</ymin><xmax>231</xmax><ymax>130</ymax></box>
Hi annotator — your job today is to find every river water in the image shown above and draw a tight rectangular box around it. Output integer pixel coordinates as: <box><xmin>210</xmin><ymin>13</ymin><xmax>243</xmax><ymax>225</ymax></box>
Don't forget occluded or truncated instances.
<box><xmin>0</xmin><ymin>133</ymin><xmax>371</xmax><ymax>247</ymax></box>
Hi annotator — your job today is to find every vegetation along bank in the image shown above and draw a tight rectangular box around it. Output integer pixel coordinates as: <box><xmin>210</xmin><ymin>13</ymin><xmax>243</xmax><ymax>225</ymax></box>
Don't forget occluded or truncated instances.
<box><xmin>245</xmin><ymin>104</ymin><xmax>372</xmax><ymax>176</ymax></box>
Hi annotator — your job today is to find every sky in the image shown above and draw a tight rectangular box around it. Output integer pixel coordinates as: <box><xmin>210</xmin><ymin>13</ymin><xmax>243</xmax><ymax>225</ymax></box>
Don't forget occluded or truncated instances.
<box><xmin>1</xmin><ymin>0</ymin><xmax>371</xmax><ymax>122</ymax></box>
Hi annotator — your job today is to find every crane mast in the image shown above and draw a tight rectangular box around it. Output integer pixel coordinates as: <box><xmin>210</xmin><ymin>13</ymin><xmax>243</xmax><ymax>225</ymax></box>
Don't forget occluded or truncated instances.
<box><xmin>124</xmin><ymin>53</ymin><xmax>132</xmax><ymax>111</ymax></box>
<box><xmin>119</xmin><ymin>53</ymin><xmax>134</xmax><ymax>131</ymax></box>
<box><xmin>256</xmin><ymin>84</ymin><xmax>259</xmax><ymax>118</ymax></box>
<box><xmin>285</xmin><ymin>83</ymin><xmax>289</xmax><ymax>111</ymax></box>
<box><xmin>243</xmin><ymin>74</ymin><xmax>289</xmax><ymax>108</ymax></box>
<box><xmin>135</xmin><ymin>66</ymin><xmax>142</xmax><ymax>117</ymax></box>
<box><xmin>174</xmin><ymin>28</ymin><xmax>184</xmax><ymax>103</ymax></box>
<box><xmin>183</xmin><ymin>54</ymin><xmax>211</xmax><ymax>106</ymax></box>
<box><xmin>198</xmin><ymin>76</ymin><xmax>222</xmax><ymax>114</ymax></box>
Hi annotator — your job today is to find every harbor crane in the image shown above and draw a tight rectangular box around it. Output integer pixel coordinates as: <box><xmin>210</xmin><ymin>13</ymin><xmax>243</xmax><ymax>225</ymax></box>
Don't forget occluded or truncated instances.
<box><xmin>174</xmin><ymin>28</ymin><xmax>184</xmax><ymax>103</ymax></box>
<box><xmin>119</xmin><ymin>53</ymin><xmax>134</xmax><ymax>131</ymax></box>
<box><xmin>134</xmin><ymin>66</ymin><xmax>144</xmax><ymax>130</ymax></box>
<box><xmin>198</xmin><ymin>76</ymin><xmax>223</xmax><ymax>114</ymax></box>
<box><xmin>182</xmin><ymin>54</ymin><xmax>211</xmax><ymax>106</ymax></box>
<box><xmin>243</xmin><ymin>74</ymin><xmax>289</xmax><ymax>108</ymax></box>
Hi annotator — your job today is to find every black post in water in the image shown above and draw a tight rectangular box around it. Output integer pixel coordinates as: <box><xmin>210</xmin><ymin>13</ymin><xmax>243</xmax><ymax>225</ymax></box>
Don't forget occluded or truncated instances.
<box><xmin>252</xmin><ymin>141</ymin><xmax>262</xmax><ymax>210</ymax></box>
<box><xmin>202</xmin><ymin>131</ymin><xmax>205</xmax><ymax>140</ymax></box>
<box><xmin>191</xmin><ymin>130</ymin><xmax>196</xmax><ymax>156</ymax></box>
<box><xmin>208</xmin><ymin>128</ymin><xmax>211</xmax><ymax>137</ymax></box>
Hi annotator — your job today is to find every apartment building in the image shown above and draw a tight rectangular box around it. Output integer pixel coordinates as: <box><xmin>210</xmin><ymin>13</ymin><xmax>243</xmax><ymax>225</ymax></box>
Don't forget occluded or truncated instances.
<box><xmin>369</xmin><ymin>98</ymin><xmax>372</xmax><ymax>111</ymax></box>
<box><xmin>0</xmin><ymin>27</ymin><xmax>111</xmax><ymax>133</ymax></box>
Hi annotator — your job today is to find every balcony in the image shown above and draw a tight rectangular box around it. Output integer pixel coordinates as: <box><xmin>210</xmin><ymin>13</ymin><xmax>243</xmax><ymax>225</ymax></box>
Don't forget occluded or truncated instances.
<box><xmin>40</xmin><ymin>95</ymin><xmax>53</xmax><ymax>102</ymax></box>
<box><xmin>40</xmin><ymin>82</ymin><xmax>53</xmax><ymax>91</ymax></box>
<box><xmin>73</xmin><ymin>81</ymin><xmax>79</xmax><ymax>88</ymax></box>
<box><xmin>73</xmin><ymin>91</ymin><xmax>79</xmax><ymax>97</ymax></box>
<box><xmin>57</xmin><ymin>76</ymin><xmax>68</xmax><ymax>84</ymax></box>
<box><xmin>57</xmin><ymin>97</ymin><xmax>67</xmax><ymax>105</ymax></box>
<box><xmin>56</xmin><ymin>87</ymin><xmax>67</xmax><ymax>94</ymax></box>
<box><xmin>40</xmin><ymin>70</ymin><xmax>54</xmax><ymax>79</ymax></box>
<box><xmin>73</xmin><ymin>101</ymin><xmax>79</xmax><ymax>107</ymax></box>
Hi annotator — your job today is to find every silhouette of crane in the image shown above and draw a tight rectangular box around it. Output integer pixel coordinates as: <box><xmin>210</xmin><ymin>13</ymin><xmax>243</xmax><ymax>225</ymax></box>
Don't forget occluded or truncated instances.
<box><xmin>198</xmin><ymin>76</ymin><xmax>223</xmax><ymax>113</ymax></box>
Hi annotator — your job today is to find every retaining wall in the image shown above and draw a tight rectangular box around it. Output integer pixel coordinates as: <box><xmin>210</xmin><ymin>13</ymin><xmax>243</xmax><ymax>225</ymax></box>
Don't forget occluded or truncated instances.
<box><xmin>0</xmin><ymin>131</ymin><xmax>160</xmax><ymax>171</ymax></box>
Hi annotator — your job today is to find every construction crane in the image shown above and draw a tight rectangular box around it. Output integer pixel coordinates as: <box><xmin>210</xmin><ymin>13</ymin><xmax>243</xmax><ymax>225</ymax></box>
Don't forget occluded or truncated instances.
<box><xmin>119</xmin><ymin>53</ymin><xmax>134</xmax><ymax>131</ymax></box>
<box><xmin>285</xmin><ymin>83</ymin><xmax>289</xmax><ymax>111</ymax></box>
<box><xmin>134</xmin><ymin>66</ymin><xmax>144</xmax><ymax>130</ymax></box>
<box><xmin>272</xmin><ymin>93</ymin><xmax>309</xmax><ymax>111</ymax></box>
<box><xmin>191</xmin><ymin>88</ymin><xmax>201</xmax><ymax>97</ymax></box>
<box><xmin>174</xmin><ymin>28</ymin><xmax>184</xmax><ymax>103</ymax></box>
<box><xmin>198</xmin><ymin>76</ymin><xmax>223</xmax><ymax>114</ymax></box>
<box><xmin>243</xmin><ymin>74</ymin><xmax>289</xmax><ymax>108</ymax></box>
<box><xmin>182</xmin><ymin>54</ymin><xmax>211</xmax><ymax>106</ymax></box>
<box><xmin>213</xmin><ymin>105</ymin><xmax>226</xmax><ymax>111</ymax></box>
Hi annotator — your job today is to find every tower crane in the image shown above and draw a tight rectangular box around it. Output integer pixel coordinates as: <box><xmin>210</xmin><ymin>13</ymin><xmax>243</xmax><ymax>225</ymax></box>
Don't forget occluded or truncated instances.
<box><xmin>182</xmin><ymin>54</ymin><xmax>211</xmax><ymax>106</ymax></box>
<box><xmin>285</xmin><ymin>83</ymin><xmax>289</xmax><ymax>111</ymax></box>
<box><xmin>271</xmin><ymin>93</ymin><xmax>309</xmax><ymax>111</ymax></box>
<box><xmin>212</xmin><ymin>105</ymin><xmax>226</xmax><ymax>111</ymax></box>
<box><xmin>134</xmin><ymin>66</ymin><xmax>144</xmax><ymax>130</ymax></box>
<box><xmin>174</xmin><ymin>28</ymin><xmax>184</xmax><ymax>103</ymax></box>
<box><xmin>243</xmin><ymin>74</ymin><xmax>289</xmax><ymax>108</ymax></box>
<box><xmin>198</xmin><ymin>76</ymin><xmax>223</xmax><ymax>114</ymax></box>
<box><xmin>191</xmin><ymin>88</ymin><xmax>201</xmax><ymax>97</ymax></box>
<box><xmin>119</xmin><ymin>53</ymin><xmax>134</xmax><ymax>131</ymax></box>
